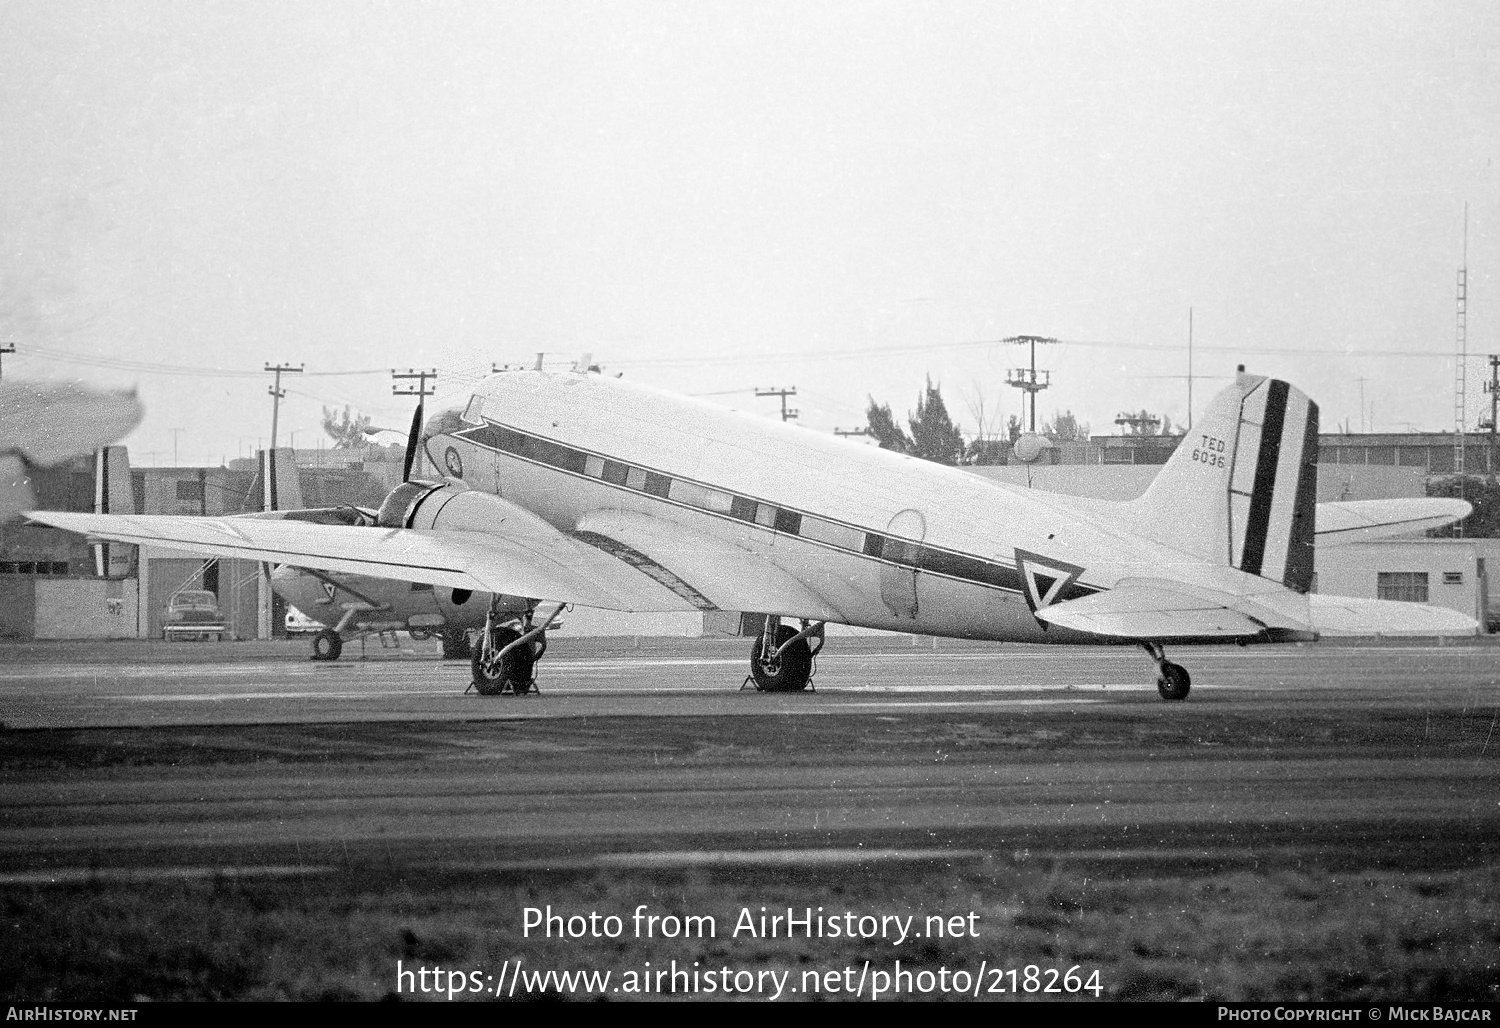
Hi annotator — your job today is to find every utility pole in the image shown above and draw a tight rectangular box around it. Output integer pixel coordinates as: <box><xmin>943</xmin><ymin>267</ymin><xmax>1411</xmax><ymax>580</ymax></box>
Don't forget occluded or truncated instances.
<box><xmin>1455</xmin><ymin>202</ymin><xmax>1469</xmax><ymax>479</ymax></box>
<box><xmin>393</xmin><ymin>368</ymin><xmax>438</xmax><ymax>477</ymax></box>
<box><xmin>0</xmin><ymin>342</ymin><xmax>13</xmax><ymax>381</ymax></box>
<box><xmin>392</xmin><ymin>368</ymin><xmax>439</xmax><ymax>402</ymax></box>
<box><xmin>264</xmin><ymin>363</ymin><xmax>304</xmax><ymax>452</ymax></box>
<box><xmin>1003</xmin><ymin>335</ymin><xmax>1056</xmax><ymax>433</ymax></box>
<box><xmin>756</xmin><ymin>386</ymin><xmax>798</xmax><ymax>422</ymax></box>
<box><xmin>1483</xmin><ymin>354</ymin><xmax>1500</xmax><ymax>483</ymax></box>
<box><xmin>169</xmin><ymin>428</ymin><xmax>183</xmax><ymax>467</ymax></box>
<box><xmin>1356</xmin><ymin>377</ymin><xmax>1367</xmax><ymax>434</ymax></box>
<box><xmin>1187</xmin><ymin>309</ymin><xmax>1193</xmax><ymax>432</ymax></box>
<box><xmin>1114</xmin><ymin>412</ymin><xmax>1160</xmax><ymax>435</ymax></box>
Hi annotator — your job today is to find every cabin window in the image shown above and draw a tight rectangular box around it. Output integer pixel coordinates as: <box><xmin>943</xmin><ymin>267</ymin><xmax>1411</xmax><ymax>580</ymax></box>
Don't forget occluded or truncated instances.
<box><xmin>1376</xmin><ymin>571</ymin><xmax>1429</xmax><ymax>603</ymax></box>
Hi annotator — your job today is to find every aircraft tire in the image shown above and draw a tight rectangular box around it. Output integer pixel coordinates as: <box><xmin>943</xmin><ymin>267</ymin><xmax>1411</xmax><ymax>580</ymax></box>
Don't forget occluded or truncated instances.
<box><xmin>471</xmin><ymin>626</ymin><xmax>536</xmax><ymax>696</ymax></box>
<box><xmin>312</xmin><ymin>629</ymin><xmax>343</xmax><ymax>662</ymax></box>
<box><xmin>1156</xmin><ymin>662</ymin><xmax>1190</xmax><ymax>701</ymax></box>
<box><xmin>749</xmin><ymin>625</ymin><xmax>813</xmax><ymax>693</ymax></box>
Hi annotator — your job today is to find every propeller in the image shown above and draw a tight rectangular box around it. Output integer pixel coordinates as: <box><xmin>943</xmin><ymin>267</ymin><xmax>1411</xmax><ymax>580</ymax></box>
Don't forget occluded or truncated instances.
<box><xmin>401</xmin><ymin>399</ymin><xmax>424</xmax><ymax>483</ymax></box>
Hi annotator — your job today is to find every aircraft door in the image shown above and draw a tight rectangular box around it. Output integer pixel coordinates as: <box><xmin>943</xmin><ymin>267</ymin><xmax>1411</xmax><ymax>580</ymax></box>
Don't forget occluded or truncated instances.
<box><xmin>879</xmin><ymin>508</ymin><xmax>926</xmax><ymax>619</ymax></box>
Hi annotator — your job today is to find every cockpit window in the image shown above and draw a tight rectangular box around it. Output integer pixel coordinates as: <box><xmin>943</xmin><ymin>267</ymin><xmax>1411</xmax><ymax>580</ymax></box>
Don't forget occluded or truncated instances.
<box><xmin>462</xmin><ymin>394</ymin><xmax>485</xmax><ymax>425</ymax></box>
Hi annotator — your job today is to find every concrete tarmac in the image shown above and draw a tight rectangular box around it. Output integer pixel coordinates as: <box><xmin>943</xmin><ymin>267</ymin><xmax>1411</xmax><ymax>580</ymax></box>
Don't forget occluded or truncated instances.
<box><xmin>2</xmin><ymin>637</ymin><xmax>1498</xmax><ymax>880</ymax></box>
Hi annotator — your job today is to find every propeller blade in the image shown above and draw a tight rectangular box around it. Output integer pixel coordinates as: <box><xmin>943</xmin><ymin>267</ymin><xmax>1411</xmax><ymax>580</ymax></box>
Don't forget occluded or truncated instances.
<box><xmin>402</xmin><ymin>400</ymin><xmax>424</xmax><ymax>483</ymax></box>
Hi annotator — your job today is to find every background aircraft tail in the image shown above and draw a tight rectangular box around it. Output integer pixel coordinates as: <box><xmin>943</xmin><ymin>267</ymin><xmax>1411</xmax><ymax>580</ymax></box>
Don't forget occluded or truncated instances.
<box><xmin>93</xmin><ymin>445</ymin><xmax>136</xmax><ymax>578</ymax></box>
<box><xmin>1127</xmin><ymin>370</ymin><xmax>1319</xmax><ymax>593</ymax></box>
<box><xmin>258</xmin><ymin>447</ymin><xmax>303</xmax><ymax>512</ymax></box>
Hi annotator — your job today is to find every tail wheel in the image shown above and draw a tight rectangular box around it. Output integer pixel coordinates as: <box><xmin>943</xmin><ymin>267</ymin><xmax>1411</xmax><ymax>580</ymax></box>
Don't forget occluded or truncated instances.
<box><xmin>750</xmin><ymin>625</ymin><xmax>813</xmax><ymax>693</ymax></box>
<box><xmin>471</xmin><ymin>626</ymin><xmax>537</xmax><ymax>696</ymax></box>
<box><xmin>311</xmin><ymin>629</ymin><xmax>343</xmax><ymax>662</ymax></box>
<box><xmin>1157</xmin><ymin>662</ymin><xmax>1191</xmax><ymax>701</ymax></box>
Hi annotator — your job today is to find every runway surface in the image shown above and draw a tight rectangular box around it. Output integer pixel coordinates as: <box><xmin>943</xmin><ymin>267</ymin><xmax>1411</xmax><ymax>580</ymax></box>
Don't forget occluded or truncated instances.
<box><xmin>2</xmin><ymin>637</ymin><xmax>1498</xmax><ymax>881</ymax></box>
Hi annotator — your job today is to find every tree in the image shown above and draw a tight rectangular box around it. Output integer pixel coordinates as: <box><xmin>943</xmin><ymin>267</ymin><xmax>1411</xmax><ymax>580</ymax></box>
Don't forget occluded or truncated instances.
<box><xmin>1427</xmin><ymin>477</ymin><xmax>1500</xmax><ymax>538</ymax></box>
<box><xmin>1042</xmin><ymin>409</ymin><xmax>1090</xmax><ymax>442</ymax></box>
<box><xmin>321</xmin><ymin>405</ymin><xmax>374</xmax><ymax>449</ymax></box>
<box><xmin>907</xmin><ymin>377</ymin><xmax>966</xmax><ymax>465</ymax></box>
<box><xmin>865</xmin><ymin>398</ymin><xmax>912</xmax><ymax>454</ymax></box>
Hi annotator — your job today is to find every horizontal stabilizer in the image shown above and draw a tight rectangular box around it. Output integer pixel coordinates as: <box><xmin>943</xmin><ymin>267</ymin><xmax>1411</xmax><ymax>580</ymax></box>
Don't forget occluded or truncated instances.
<box><xmin>1035</xmin><ymin>580</ymin><xmax>1275</xmax><ymax>639</ymax></box>
<box><xmin>1308</xmin><ymin>594</ymin><xmax>1477</xmax><ymax>636</ymax></box>
<box><xmin>1315</xmin><ymin>498</ymin><xmax>1470</xmax><ymax>546</ymax></box>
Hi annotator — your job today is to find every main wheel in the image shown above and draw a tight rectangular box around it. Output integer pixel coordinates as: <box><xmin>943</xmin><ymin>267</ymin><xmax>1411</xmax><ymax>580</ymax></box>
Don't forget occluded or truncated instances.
<box><xmin>1157</xmin><ymin>661</ymin><xmax>1190</xmax><ymax>701</ymax></box>
<box><xmin>440</xmin><ymin>627</ymin><xmax>472</xmax><ymax>660</ymax></box>
<box><xmin>749</xmin><ymin>625</ymin><xmax>813</xmax><ymax>692</ymax></box>
<box><xmin>311</xmin><ymin>629</ymin><xmax>343</xmax><ymax>662</ymax></box>
<box><xmin>471</xmin><ymin>626</ymin><xmax>536</xmax><ymax>696</ymax></box>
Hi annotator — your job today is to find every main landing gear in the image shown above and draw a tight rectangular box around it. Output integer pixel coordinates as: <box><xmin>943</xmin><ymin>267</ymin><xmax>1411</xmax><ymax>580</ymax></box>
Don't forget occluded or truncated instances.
<box><xmin>470</xmin><ymin>602</ymin><xmax>563</xmax><ymax>696</ymax></box>
<box><xmin>311</xmin><ymin>628</ymin><xmax>343</xmax><ymax>661</ymax></box>
<box><xmin>746</xmin><ymin>615</ymin><xmax>825</xmax><ymax>692</ymax></box>
<box><xmin>1142</xmin><ymin>641</ymin><xmax>1191</xmax><ymax>701</ymax></box>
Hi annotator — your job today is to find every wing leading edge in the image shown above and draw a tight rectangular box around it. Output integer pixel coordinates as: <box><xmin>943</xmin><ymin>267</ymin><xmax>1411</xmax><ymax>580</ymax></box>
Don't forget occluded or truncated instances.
<box><xmin>24</xmin><ymin>510</ymin><xmax>701</xmax><ymax>613</ymax></box>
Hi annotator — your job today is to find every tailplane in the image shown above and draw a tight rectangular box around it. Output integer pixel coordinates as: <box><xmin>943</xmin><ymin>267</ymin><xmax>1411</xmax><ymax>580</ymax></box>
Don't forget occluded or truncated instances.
<box><xmin>1128</xmin><ymin>370</ymin><xmax>1319</xmax><ymax>592</ymax></box>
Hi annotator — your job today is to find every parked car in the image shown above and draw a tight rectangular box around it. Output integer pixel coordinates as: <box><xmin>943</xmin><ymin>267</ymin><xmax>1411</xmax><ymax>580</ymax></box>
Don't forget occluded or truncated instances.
<box><xmin>161</xmin><ymin>589</ymin><xmax>225</xmax><ymax>641</ymax></box>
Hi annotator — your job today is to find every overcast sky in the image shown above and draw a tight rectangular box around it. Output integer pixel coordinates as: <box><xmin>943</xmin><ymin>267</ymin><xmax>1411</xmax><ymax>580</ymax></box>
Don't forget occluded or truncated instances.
<box><xmin>2</xmin><ymin>1</ymin><xmax>1497</xmax><ymax>466</ymax></box>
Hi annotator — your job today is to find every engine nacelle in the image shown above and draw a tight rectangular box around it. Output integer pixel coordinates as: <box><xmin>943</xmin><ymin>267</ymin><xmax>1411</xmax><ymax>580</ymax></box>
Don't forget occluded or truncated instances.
<box><xmin>376</xmin><ymin>479</ymin><xmax>532</xmax><ymax>536</ymax></box>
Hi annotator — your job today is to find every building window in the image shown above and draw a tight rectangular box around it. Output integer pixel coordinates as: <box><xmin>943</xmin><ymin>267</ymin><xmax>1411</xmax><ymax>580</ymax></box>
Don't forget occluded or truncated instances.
<box><xmin>1376</xmin><ymin>571</ymin><xmax>1429</xmax><ymax>603</ymax></box>
<box><xmin>1443</xmin><ymin>571</ymin><xmax>1464</xmax><ymax>585</ymax></box>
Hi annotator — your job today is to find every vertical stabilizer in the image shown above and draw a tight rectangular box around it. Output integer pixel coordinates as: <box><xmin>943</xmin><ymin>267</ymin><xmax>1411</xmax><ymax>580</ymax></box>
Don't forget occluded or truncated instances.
<box><xmin>1129</xmin><ymin>371</ymin><xmax>1318</xmax><ymax>592</ymax></box>
<box><xmin>93</xmin><ymin>446</ymin><xmax>136</xmax><ymax>578</ymax></box>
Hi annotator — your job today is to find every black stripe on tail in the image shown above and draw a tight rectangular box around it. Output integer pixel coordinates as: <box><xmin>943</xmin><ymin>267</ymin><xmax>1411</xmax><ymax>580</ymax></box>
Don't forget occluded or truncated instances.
<box><xmin>1239</xmin><ymin>379</ymin><xmax>1288</xmax><ymax>577</ymax></box>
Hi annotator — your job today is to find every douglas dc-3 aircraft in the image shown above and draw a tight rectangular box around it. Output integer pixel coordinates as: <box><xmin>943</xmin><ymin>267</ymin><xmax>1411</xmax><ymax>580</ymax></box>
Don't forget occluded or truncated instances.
<box><xmin>31</xmin><ymin>366</ymin><xmax>1475</xmax><ymax>700</ymax></box>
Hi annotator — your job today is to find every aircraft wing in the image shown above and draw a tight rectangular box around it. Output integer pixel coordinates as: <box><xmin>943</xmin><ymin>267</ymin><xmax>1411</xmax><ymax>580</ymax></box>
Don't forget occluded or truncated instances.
<box><xmin>574</xmin><ymin>510</ymin><xmax>843</xmax><ymax>620</ymax></box>
<box><xmin>24</xmin><ymin>511</ymin><xmax>701</xmax><ymax>612</ymax></box>
<box><xmin>1315</xmin><ymin>498</ymin><xmax>1470</xmax><ymax>546</ymax></box>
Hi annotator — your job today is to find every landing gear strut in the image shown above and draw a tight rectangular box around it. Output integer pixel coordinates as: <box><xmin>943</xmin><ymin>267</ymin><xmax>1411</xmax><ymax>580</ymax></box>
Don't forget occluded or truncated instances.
<box><xmin>1142</xmin><ymin>641</ymin><xmax>1190</xmax><ymax>701</ymax></box>
<box><xmin>747</xmin><ymin>615</ymin><xmax>823</xmax><ymax>692</ymax></box>
<box><xmin>470</xmin><ymin>602</ymin><xmax>560</xmax><ymax>696</ymax></box>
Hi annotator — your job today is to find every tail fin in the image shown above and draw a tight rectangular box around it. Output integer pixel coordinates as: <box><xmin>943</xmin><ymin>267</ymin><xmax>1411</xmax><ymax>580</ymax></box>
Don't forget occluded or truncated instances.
<box><xmin>93</xmin><ymin>445</ymin><xmax>136</xmax><ymax>578</ymax></box>
<box><xmin>1129</xmin><ymin>371</ymin><xmax>1319</xmax><ymax>592</ymax></box>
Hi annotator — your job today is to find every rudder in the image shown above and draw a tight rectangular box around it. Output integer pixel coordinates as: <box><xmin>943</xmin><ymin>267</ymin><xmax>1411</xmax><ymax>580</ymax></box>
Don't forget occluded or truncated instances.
<box><xmin>1129</xmin><ymin>371</ymin><xmax>1318</xmax><ymax>592</ymax></box>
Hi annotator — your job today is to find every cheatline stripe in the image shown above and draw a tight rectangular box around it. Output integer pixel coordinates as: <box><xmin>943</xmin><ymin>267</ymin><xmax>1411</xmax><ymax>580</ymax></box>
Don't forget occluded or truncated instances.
<box><xmin>1239</xmin><ymin>379</ymin><xmax>1288</xmax><ymax>577</ymax></box>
